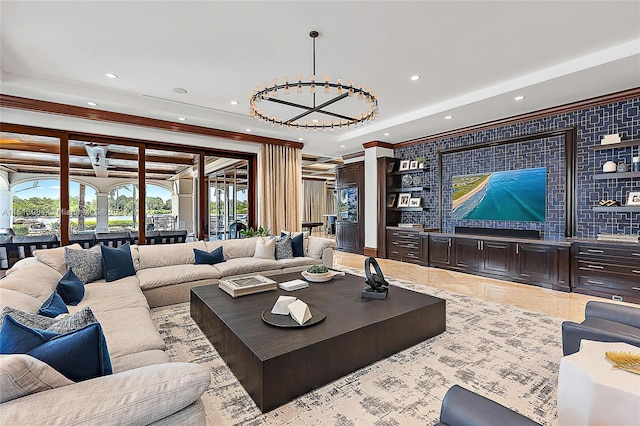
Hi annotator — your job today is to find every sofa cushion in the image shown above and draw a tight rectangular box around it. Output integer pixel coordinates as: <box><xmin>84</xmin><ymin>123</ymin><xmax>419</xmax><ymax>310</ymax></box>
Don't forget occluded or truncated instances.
<box><xmin>214</xmin><ymin>257</ymin><xmax>282</xmax><ymax>277</ymax></box>
<box><xmin>0</xmin><ymin>354</ymin><xmax>74</xmax><ymax>403</ymax></box>
<box><xmin>137</xmin><ymin>241</ymin><xmax>207</xmax><ymax>270</ymax></box>
<box><xmin>281</xmin><ymin>230</ymin><xmax>310</xmax><ymax>256</ymax></box>
<box><xmin>278</xmin><ymin>257</ymin><xmax>322</xmax><ymax>268</ymax></box>
<box><xmin>136</xmin><ymin>264</ymin><xmax>222</xmax><ymax>291</ymax></box>
<box><xmin>1</xmin><ymin>257</ymin><xmax>63</xmax><ymax>303</ymax></box>
<box><xmin>110</xmin><ymin>350</ymin><xmax>170</xmax><ymax>374</ymax></box>
<box><xmin>0</xmin><ymin>363</ymin><xmax>211</xmax><ymax>425</ymax></box>
<box><xmin>92</xmin><ymin>307</ymin><xmax>165</xmax><ymax>358</ymax></box>
<box><xmin>0</xmin><ymin>316</ymin><xmax>112</xmax><ymax>382</ymax></box>
<box><xmin>307</xmin><ymin>236</ymin><xmax>334</xmax><ymax>260</ymax></box>
<box><xmin>254</xmin><ymin>237</ymin><xmax>276</xmax><ymax>260</ymax></box>
<box><xmin>275</xmin><ymin>233</ymin><xmax>293</xmax><ymax>259</ymax></box>
<box><xmin>101</xmin><ymin>243</ymin><xmax>136</xmax><ymax>282</ymax></box>
<box><xmin>193</xmin><ymin>247</ymin><xmax>225</xmax><ymax>265</ymax></box>
<box><xmin>33</xmin><ymin>244</ymin><xmax>82</xmax><ymax>274</ymax></box>
<box><xmin>64</xmin><ymin>245</ymin><xmax>103</xmax><ymax>284</ymax></box>
<box><xmin>221</xmin><ymin>237</ymin><xmax>257</xmax><ymax>259</ymax></box>
<box><xmin>0</xmin><ymin>288</ymin><xmax>42</xmax><ymax>314</ymax></box>
<box><xmin>69</xmin><ymin>279</ymin><xmax>148</xmax><ymax>314</ymax></box>
<box><xmin>56</xmin><ymin>269</ymin><xmax>85</xmax><ymax>306</ymax></box>
<box><xmin>36</xmin><ymin>291</ymin><xmax>68</xmax><ymax>318</ymax></box>
<box><xmin>0</xmin><ymin>307</ymin><xmax>56</xmax><ymax>332</ymax></box>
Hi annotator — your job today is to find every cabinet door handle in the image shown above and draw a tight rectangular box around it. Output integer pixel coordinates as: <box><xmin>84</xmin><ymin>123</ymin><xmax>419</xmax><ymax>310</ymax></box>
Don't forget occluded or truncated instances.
<box><xmin>481</xmin><ymin>241</ymin><xmax>484</xmax><ymax>250</ymax></box>
<box><xmin>448</xmin><ymin>238</ymin><xmax>451</xmax><ymax>247</ymax></box>
<box><xmin>515</xmin><ymin>244</ymin><xmax>519</xmax><ymax>255</ymax></box>
<box><xmin>477</xmin><ymin>241</ymin><xmax>481</xmax><ymax>250</ymax></box>
<box><xmin>633</xmin><ymin>270</ymin><xmax>640</xmax><ymax>274</ymax></box>
<box><xmin>587</xmin><ymin>249</ymin><xmax>604</xmax><ymax>253</ymax></box>
<box><xmin>586</xmin><ymin>265</ymin><xmax>604</xmax><ymax>269</ymax></box>
<box><xmin>586</xmin><ymin>280</ymin><xmax>604</xmax><ymax>286</ymax></box>
<box><xmin>632</xmin><ymin>253</ymin><xmax>640</xmax><ymax>257</ymax></box>
<box><xmin>632</xmin><ymin>287</ymin><xmax>640</xmax><ymax>291</ymax></box>
<box><xmin>392</xmin><ymin>251</ymin><xmax>399</xmax><ymax>254</ymax></box>
<box><xmin>520</xmin><ymin>273</ymin><xmax>530</xmax><ymax>277</ymax></box>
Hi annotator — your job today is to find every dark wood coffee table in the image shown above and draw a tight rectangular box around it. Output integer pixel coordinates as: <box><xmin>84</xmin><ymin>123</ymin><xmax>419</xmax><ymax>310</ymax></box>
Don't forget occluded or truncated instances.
<box><xmin>190</xmin><ymin>271</ymin><xmax>446</xmax><ymax>412</ymax></box>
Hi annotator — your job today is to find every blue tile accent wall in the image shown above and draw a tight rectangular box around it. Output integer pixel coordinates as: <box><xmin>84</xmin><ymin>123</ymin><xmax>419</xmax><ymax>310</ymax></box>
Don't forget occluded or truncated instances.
<box><xmin>396</xmin><ymin>96</ymin><xmax>640</xmax><ymax>240</ymax></box>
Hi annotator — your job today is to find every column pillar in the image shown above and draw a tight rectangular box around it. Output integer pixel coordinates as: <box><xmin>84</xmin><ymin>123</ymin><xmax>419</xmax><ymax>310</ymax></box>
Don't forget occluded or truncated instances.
<box><xmin>174</xmin><ymin>179</ymin><xmax>194</xmax><ymax>232</ymax></box>
<box><xmin>363</xmin><ymin>141</ymin><xmax>394</xmax><ymax>257</ymax></box>
<box><xmin>0</xmin><ymin>190</ymin><xmax>12</xmax><ymax>229</ymax></box>
<box><xmin>95</xmin><ymin>193</ymin><xmax>109</xmax><ymax>233</ymax></box>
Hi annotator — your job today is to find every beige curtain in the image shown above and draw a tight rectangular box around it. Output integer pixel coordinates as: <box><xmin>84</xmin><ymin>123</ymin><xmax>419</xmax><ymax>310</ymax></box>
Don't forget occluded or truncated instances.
<box><xmin>258</xmin><ymin>144</ymin><xmax>302</xmax><ymax>233</ymax></box>
<box><xmin>303</xmin><ymin>180</ymin><xmax>327</xmax><ymax>228</ymax></box>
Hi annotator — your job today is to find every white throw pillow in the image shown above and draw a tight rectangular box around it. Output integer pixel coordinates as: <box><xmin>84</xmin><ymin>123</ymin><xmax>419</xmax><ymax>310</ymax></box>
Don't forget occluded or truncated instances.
<box><xmin>254</xmin><ymin>237</ymin><xmax>276</xmax><ymax>260</ymax></box>
<box><xmin>0</xmin><ymin>354</ymin><xmax>74</xmax><ymax>403</ymax></box>
<box><xmin>307</xmin><ymin>237</ymin><xmax>333</xmax><ymax>260</ymax></box>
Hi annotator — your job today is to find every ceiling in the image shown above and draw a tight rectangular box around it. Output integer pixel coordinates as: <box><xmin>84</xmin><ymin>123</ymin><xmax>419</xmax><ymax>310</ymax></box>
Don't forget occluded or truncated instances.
<box><xmin>1</xmin><ymin>1</ymin><xmax>639</xmax><ymax>159</ymax></box>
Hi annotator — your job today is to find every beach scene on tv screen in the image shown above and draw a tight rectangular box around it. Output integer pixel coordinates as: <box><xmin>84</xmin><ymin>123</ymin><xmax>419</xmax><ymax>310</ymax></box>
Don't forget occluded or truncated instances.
<box><xmin>452</xmin><ymin>167</ymin><xmax>547</xmax><ymax>222</ymax></box>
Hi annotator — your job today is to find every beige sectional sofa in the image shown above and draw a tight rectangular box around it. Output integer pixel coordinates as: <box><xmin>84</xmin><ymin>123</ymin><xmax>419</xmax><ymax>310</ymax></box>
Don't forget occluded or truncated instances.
<box><xmin>0</xmin><ymin>235</ymin><xmax>334</xmax><ymax>424</ymax></box>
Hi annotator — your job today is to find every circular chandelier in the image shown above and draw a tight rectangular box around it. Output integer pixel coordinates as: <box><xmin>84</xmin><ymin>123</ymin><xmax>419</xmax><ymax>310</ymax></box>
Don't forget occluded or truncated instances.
<box><xmin>249</xmin><ymin>31</ymin><xmax>379</xmax><ymax>131</ymax></box>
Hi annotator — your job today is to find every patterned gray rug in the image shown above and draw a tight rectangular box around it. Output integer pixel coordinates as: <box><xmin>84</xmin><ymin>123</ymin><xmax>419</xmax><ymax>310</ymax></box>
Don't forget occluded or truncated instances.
<box><xmin>151</xmin><ymin>269</ymin><xmax>562</xmax><ymax>425</ymax></box>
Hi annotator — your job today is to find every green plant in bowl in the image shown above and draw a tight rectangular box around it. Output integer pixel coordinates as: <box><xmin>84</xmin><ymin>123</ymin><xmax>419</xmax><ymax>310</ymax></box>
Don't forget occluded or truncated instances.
<box><xmin>307</xmin><ymin>265</ymin><xmax>329</xmax><ymax>274</ymax></box>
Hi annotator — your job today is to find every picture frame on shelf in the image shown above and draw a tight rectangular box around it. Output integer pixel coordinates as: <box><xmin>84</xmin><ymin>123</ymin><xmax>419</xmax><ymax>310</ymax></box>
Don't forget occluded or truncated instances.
<box><xmin>408</xmin><ymin>197</ymin><xmax>421</xmax><ymax>207</ymax></box>
<box><xmin>397</xmin><ymin>193</ymin><xmax>411</xmax><ymax>208</ymax></box>
<box><xmin>399</xmin><ymin>160</ymin><xmax>410</xmax><ymax>171</ymax></box>
<box><xmin>386</xmin><ymin>194</ymin><xmax>397</xmax><ymax>207</ymax></box>
<box><xmin>409</xmin><ymin>160</ymin><xmax>418</xmax><ymax>170</ymax></box>
<box><xmin>627</xmin><ymin>191</ymin><xmax>640</xmax><ymax>206</ymax></box>
<box><xmin>386</xmin><ymin>162</ymin><xmax>395</xmax><ymax>173</ymax></box>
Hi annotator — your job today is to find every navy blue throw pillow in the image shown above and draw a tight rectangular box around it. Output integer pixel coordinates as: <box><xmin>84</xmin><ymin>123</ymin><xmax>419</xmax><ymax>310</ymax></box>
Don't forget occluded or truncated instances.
<box><xmin>0</xmin><ymin>315</ymin><xmax>112</xmax><ymax>382</ymax></box>
<box><xmin>56</xmin><ymin>268</ymin><xmax>85</xmax><ymax>306</ymax></box>
<box><xmin>100</xmin><ymin>243</ymin><xmax>136</xmax><ymax>282</ymax></box>
<box><xmin>291</xmin><ymin>233</ymin><xmax>304</xmax><ymax>257</ymax></box>
<box><xmin>194</xmin><ymin>247</ymin><xmax>225</xmax><ymax>265</ymax></box>
<box><xmin>37</xmin><ymin>291</ymin><xmax>69</xmax><ymax>318</ymax></box>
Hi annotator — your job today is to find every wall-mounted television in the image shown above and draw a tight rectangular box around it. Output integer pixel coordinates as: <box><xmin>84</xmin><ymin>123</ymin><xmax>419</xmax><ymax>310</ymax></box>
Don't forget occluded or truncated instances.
<box><xmin>451</xmin><ymin>167</ymin><xmax>546</xmax><ymax>222</ymax></box>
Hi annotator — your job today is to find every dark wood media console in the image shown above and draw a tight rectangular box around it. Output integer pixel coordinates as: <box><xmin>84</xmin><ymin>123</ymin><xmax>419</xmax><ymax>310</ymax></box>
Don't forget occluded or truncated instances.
<box><xmin>190</xmin><ymin>271</ymin><xmax>446</xmax><ymax>412</ymax></box>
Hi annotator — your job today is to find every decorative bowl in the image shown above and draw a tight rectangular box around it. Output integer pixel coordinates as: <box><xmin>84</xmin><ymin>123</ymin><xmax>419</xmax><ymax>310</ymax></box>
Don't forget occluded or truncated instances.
<box><xmin>301</xmin><ymin>271</ymin><xmax>334</xmax><ymax>282</ymax></box>
<box><xmin>301</xmin><ymin>270</ymin><xmax>345</xmax><ymax>283</ymax></box>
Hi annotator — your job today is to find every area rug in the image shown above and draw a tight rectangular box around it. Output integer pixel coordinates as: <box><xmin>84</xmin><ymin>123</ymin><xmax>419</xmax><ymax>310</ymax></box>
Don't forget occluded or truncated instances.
<box><xmin>151</xmin><ymin>269</ymin><xmax>562</xmax><ymax>425</ymax></box>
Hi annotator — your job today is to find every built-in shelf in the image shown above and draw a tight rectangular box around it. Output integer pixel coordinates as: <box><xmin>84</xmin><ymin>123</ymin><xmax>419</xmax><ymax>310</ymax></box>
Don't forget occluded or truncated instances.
<box><xmin>591</xmin><ymin>139</ymin><xmax>640</xmax><ymax>151</ymax></box>
<box><xmin>593</xmin><ymin>171</ymin><xmax>640</xmax><ymax>180</ymax></box>
<box><xmin>593</xmin><ymin>206</ymin><xmax>640</xmax><ymax>213</ymax></box>
<box><xmin>388</xmin><ymin>186</ymin><xmax>430</xmax><ymax>192</ymax></box>
<box><xmin>393</xmin><ymin>168</ymin><xmax>429</xmax><ymax>175</ymax></box>
<box><xmin>389</xmin><ymin>207</ymin><xmax>429</xmax><ymax>212</ymax></box>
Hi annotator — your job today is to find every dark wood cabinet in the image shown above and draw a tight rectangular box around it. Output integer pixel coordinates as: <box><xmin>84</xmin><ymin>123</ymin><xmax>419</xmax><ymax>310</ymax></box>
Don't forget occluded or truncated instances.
<box><xmin>429</xmin><ymin>235</ymin><xmax>452</xmax><ymax>267</ymax></box>
<box><xmin>428</xmin><ymin>233</ymin><xmax>570</xmax><ymax>291</ymax></box>
<box><xmin>336</xmin><ymin>222</ymin><xmax>361</xmax><ymax>254</ymax></box>
<box><xmin>481</xmin><ymin>240</ymin><xmax>511</xmax><ymax>277</ymax></box>
<box><xmin>572</xmin><ymin>241</ymin><xmax>640</xmax><ymax>303</ymax></box>
<box><xmin>386</xmin><ymin>228</ymin><xmax>423</xmax><ymax>264</ymax></box>
<box><xmin>420</xmin><ymin>235</ymin><xmax>429</xmax><ymax>265</ymax></box>
<box><xmin>453</xmin><ymin>238</ymin><xmax>481</xmax><ymax>270</ymax></box>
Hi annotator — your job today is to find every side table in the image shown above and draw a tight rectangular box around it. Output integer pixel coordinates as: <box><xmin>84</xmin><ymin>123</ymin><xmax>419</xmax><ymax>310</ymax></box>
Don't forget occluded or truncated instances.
<box><xmin>557</xmin><ymin>340</ymin><xmax>640</xmax><ymax>425</ymax></box>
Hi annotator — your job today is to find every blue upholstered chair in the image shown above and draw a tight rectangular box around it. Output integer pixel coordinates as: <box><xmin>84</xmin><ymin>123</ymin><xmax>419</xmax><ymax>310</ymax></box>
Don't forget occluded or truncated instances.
<box><xmin>561</xmin><ymin>301</ymin><xmax>640</xmax><ymax>356</ymax></box>
<box><xmin>435</xmin><ymin>385</ymin><xmax>540</xmax><ymax>426</ymax></box>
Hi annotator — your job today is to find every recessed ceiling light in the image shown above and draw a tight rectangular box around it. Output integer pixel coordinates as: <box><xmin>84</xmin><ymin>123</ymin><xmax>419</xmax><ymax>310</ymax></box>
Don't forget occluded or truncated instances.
<box><xmin>298</xmin><ymin>138</ymin><xmax>304</xmax><ymax>141</ymax></box>
<box><xmin>312</xmin><ymin>119</ymin><xmax>319</xmax><ymax>123</ymax></box>
<box><xmin>230</xmin><ymin>101</ymin><xmax>239</xmax><ymax>105</ymax></box>
<box><xmin>445</xmin><ymin>115</ymin><xmax>453</xmax><ymax>120</ymax></box>
<box><xmin>514</xmin><ymin>95</ymin><xmax>525</xmax><ymax>101</ymax></box>
<box><xmin>410</xmin><ymin>75</ymin><xmax>421</xmax><ymax>81</ymax></box>
<box><xmin>340</xmin><ymin>145</ymin><xmax>346</xmax><ymax>148</ymax></box>
<box><xmin>105</xmin><ymin>73</ymin><xmax>118</xmax><ymax>79</ymax></box>
<box><xmin>245</xmin><ymin>128</ymin><xmax>252</xmax><ymax>132</ymax></box>
<box><xmin>172</xmin><ymin>88</ymin><xmax>188</xmax><ymax>94</ymax></box>
<box><xmin>384</xmin><ymin>133</ymin><xmax>390</xmax><ymax>136</ymax></box>
<box><xmin>178</xmin><ymin>117</ymin><xmax>186</xmax><ymax>121</ymax></box>
<box><xmin>87</xmin><ymin>102</ymin><xmax>97</xmax><ymax>106</ymax></box>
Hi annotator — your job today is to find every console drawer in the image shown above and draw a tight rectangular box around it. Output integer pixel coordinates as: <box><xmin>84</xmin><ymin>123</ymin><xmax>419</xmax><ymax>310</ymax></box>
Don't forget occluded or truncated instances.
<box><xmin>576</xmin><ymin>260</ymin><xmax>640</xmax><ymax>277</ymax></box>
<box><xmin>574</xmin><ymin>243</ymin><xmax>640</xmax><ymax>260</ymax></box>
